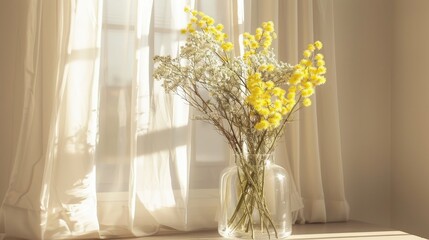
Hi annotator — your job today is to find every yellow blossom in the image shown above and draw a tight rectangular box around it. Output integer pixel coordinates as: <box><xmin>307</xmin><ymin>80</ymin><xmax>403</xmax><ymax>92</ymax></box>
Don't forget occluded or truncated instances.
<box><xmin>243</xmin><ymin>39</ymin><xmax>250</xmax><ymax>47</ymax></box>
<box><xmin>255</xmin><ymin>120</ymin><xmax>270</xmax><ymax>130</ymax></box>
<box><xmin>197</xmin><ymin>20</ymin><xmax>205</xmax><ymax>28</ymax></box>
<box><xmin>301</xmin><ymin>88</ymin><xmax>314</xmax><ymax>97</ymax></box>
<box><xmin>259</xmin><ymin>108</ymin><xmax>270</xmax><ymax>116</ymax></box>
<box><xmin>266</xmin><ymin>64</ymin><xmax>275</xmax><ymax>71</ymax></box>
<box><xmin>303</xmin><ymin>98</ymin><xmax>312</xmax><ymax>107</ymax></box>
<box><xmin>303</xmin><ymin>81</ymin><xmax>314</xmax><ymax>89</ymax></box>
<box><xmin>272</xmin><ymin>32</ymin><xmax>277</xmax><ymax>39</ymax></box>
<box><xmin>317</xmin><ymin>66</ymin><xmax>327</xmax><ymax>74</ymax></box>
<box><xmin>273</xmin><ymin>100</ymin><xmax>282</xmax><ymax>111</ymax></box>
<box><xmin>262</xmin><ymin>21</ymin><xmax>275</xmax><ymax>32</ymax></box>
<box><xmin>314</xmin><ymin>40</ymin><xmax>323</xmax><ymax>50</ymax></box>
<box><xmin>315</xmin><ymin>53</ymin><xmax>324</xmax><ymax>60</ymax></box>
<box><xmin>268</xmin><ymin>116</ymin><xmax>280</xmax><ymax>124</ymax></box>
<box><xmin>300</xmin><ymin>59</ymin><xmax>312</xmax><ymax>67</ymax></box>
<box><xmin>206</xmin><ymin>17</ymin><xmax>215</xmax><ymax>25</ymax></box>
<box><xmin>317</xmin><ymin>60</ymin><xmax>325</xmax><ymax>67</ymax></box>
<box><xmin>262</xmin><ymin>40</ymin><xmax>272</xmax><ymax>49</ymax></box>
<box><xmin>315</xmin><ymin>76</ymin><xmax>327</xmax><ymax>85</ymax></box>
<box><xmin>250</xmin><ymin>41</ymin><xmax>259</xmax><ymax>49</ymax></box>
<box><xmin>286</xmin><ymin>92</ymin><xmax>296</xmax><ymax>100</ymax></box>
<box><xmin>303</xmin><ymin>50</ymin><xmax>312</xmax><ymax>58</ymax></box>
<box><xmin>289</xmin><ymin>71</ymin><xmax>304</xmax><ymax>85</ymax></box>
<box><xmin>258</xmin><ymin>65</ymin><xmax>267</xmax><ymax>71</ymax></box>
<box><xmin>221</xmin><ymin>42</ymin><xmax>234</xmax><ymax>52</ymax></box>
<box><xmin>280</xmin><ymin>107</ymin><xmax>289</xmax><ymax>115</ymax></box>
<box><xmin>272</xmin><ymin>87</ymin><xmax>285</xmax><ymax>97</ymax></box>
<box><xmin>266</xmin><ymin>81</ymin><xmax>275</xmax><ymax>89</ymax></box>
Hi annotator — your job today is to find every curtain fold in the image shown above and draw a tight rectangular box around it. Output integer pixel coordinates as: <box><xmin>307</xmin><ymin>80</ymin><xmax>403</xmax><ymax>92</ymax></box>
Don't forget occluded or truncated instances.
<box><xmin>0</xmin><ymin>0</ymin><xmax>349</xmax><ymax>239</ymax></box>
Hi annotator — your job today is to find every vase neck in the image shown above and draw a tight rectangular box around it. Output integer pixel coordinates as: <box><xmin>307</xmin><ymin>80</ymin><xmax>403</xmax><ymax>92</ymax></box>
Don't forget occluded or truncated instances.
<box><xmin>231</xmin><ymin>152</ymin><xmax>274</xmax><ymax>166</ymax></box>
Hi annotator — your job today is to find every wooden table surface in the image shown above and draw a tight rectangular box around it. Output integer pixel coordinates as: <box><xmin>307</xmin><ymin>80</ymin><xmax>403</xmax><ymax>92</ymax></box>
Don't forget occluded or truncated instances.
<box><xmin>128</xmin><ymin>221</ymin><xmax>425</xmax><ymax>240</ymax></box>
<box><xmin>0</xmin><ymin>220</ymin><xmax>425</xmax><ymax>239</ymax></box>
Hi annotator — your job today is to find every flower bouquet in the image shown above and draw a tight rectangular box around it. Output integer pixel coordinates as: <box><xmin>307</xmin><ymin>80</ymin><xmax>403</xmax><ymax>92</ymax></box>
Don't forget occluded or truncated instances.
<box><xmin>154</xmin><ymin>7</ymin><xmax>326</xmax><ymax>239</ymax></box>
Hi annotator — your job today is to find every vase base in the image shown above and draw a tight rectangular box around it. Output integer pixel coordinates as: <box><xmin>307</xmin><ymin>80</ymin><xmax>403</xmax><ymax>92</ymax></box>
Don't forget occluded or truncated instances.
<box><xmin>218</xmin><ymin>226</ymin><xmax>292</xmax><ymax>239</ymax></box>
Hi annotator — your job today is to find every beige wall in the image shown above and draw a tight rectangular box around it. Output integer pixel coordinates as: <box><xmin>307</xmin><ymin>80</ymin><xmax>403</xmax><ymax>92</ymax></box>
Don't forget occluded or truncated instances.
<box><xmin>334</xmin><ymin>0</ymin><xmax>429</xmax><ymax>237</ymax></box>
<box><xmin>392</xmin><ymin>0</ymin><xmax>429</xmax><ymax>238</ymax></box>
<box><xmin>333</xmin><ymin>0</ymin><xmax>392</xmax><ymax>227</ymax></box>
<box><xmin>0</xmin><ymin>1</ymin><xmax>26</xmax><ymax>203</ymax></box>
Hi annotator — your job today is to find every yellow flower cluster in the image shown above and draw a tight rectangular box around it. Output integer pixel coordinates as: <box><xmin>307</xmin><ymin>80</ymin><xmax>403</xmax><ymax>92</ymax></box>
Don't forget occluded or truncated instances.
<box><xmin>246</xmin><ymin>40</ymin><xmax>326</xmax><ymax>131</ymax></box>
<box><xmin>288</xmin><ymin>41</ymin><xmax>326</xmax><ymax>107</ymax></box>
<box><xmin>182</xmin><ymin>7</ymin><xmax>234</xmax><ymax>52</ymax></box>
<box><xmin>245</xmin><ymin>70</ymin><xmax>298</xmax><ymax>131</ymax></box>
<box><xmin>243</xmin><ymin>21</ymin><xmax>276</xmax><ymax>60</ymax></box>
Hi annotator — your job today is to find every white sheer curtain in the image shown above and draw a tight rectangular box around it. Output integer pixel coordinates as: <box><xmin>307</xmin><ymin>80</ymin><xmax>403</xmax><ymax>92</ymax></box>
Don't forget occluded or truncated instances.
<box><xmin>0</xmin><ymin>0</ymin><xmax>348</xmax><ymax>239</ymax></box>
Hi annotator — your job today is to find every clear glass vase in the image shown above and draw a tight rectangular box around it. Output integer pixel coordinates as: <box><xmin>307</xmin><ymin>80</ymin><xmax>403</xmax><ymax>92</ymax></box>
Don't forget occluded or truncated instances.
<box><xmin>218</xmin><ymin>154</ymin><xmax>292</xmax><ymax>239</ymax></box>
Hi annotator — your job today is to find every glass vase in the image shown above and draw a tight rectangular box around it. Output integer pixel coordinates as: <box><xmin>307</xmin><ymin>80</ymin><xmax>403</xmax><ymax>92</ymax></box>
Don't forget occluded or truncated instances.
<box><xmin>218</xmin><ymin>154</ymin><xmax>292</xmax><ymax>239</ymax></box>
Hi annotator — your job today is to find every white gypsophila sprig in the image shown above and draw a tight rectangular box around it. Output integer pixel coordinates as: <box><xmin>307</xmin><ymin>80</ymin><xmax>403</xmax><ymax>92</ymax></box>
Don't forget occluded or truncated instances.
<box><xmin>246</xmin><ymin>50</ymin><xmax>295</xmax><ymax>85</ymax></box>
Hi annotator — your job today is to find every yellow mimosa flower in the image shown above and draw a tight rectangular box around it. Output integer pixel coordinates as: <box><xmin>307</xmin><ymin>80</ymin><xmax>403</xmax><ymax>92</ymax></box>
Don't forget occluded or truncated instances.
<box><xmin>272</xmin><ymin>87</ymin><xmax>285</xmax><ymax>97</ymax></box>
<box><xmin>262</xmin><ymin>40</ymin><xmax>272</xmax><ymax>49</ymax></box>
<box><xmin>303</xmin><ymin>50</ymin><xmax>312</xmax><ymax>58</ymax></box>
<box><xmin>250</xmin><ymin>41</ymin><xmax>259</xmax><ymax>49</ymax></box>
<box><xmin>315</xmin><ymin>53</ymin><xmax>324</xmax><ymax>60</ymax></box>
<box><xmin>266</xmin><ymin>81</ymin><xmax>275</xmax><ymax>89</ymax></box>
<box><xmin>266</xmin><ymin>64</ymin><xmax>275</xmax><ymax>72</ymax></box>
<box><xmin>287</xmin><ymin>92</ymin><xmax>296</xmax><ymax>100</ymax></box>
<box><xmin>317</xmin><ymin>60</ymin><xmax>325</xmax><ymax>67</ymax></box>
<box><xmin>259</xmin><ymin>108</ymin><xmax>270</xmax><ymax>116</ymax></box>
<box><xmin>303</xmin><ymin>81</ymin><xmax>314</xmax><ymax>89</ymax></box>
<box><xmin>272</xmin><ymin>32</ymin><xmax>277</xmax><ymax>39</ymax></box>
<box><xmin>258</xmin><ymin>65</ymin><xmax>267</xmax><ymax>71</ymax></box>
<box><xmin>303</xmin><ymin>98</ymin><xmax>312</xmax><ymax>107</ymax></box>
<box><xmin>268</xmin><ymin>117</ymin><xmax>279</xmax><ymax>124</ymax></box>
<box><xmin>221</xmin><ymin>42</ymin><xmax>234</xmax><ymax>52</ymax></box>
<box><xmin>197</xmin><ymin>20</ymin><xmax>205</xmax><ymax>28</ymax></box>
<box><xmin>216</xmin><ymin>24</ymin><xmax>224</xmax><ymax>31</ymax></box>
<box><xmin>255</xmin><ymin>120</ymin><xmax>270</xmax><ymax>130</ymax></box>
<box><xmin>301</xmin><ymin>88</ymin><xmax>314</xmax><ymax>97</ymax></box>
<box><xmin>315</xmin><ymin>76</ymin><xmax>327</xmax><ymax>85</ymax></box>
<box><xmin>317</xmin><ymin>66</ymin><xmax>327</xmax><ymax>74</ymax></box>
<box><xmin>273</xmin><ymin>100</ymin><xmax>282</xmax><ymax>111</ymax></box>
<box><xmin>307</xmin><ymin>43</ymin><xmax>316</xmax><ymax>51</ymax></box>
<box><xmin>314</xmin><ymin>40</ymin><xmax>323</xmax><ymax>50</ymax></box>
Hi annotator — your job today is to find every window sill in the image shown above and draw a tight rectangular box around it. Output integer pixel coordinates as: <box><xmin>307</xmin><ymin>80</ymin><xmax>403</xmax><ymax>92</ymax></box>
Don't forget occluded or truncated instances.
<box><xmin>132</xmin><ymin>220</ymin><xmax>424</xmax><ymax>240</ymax></box>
